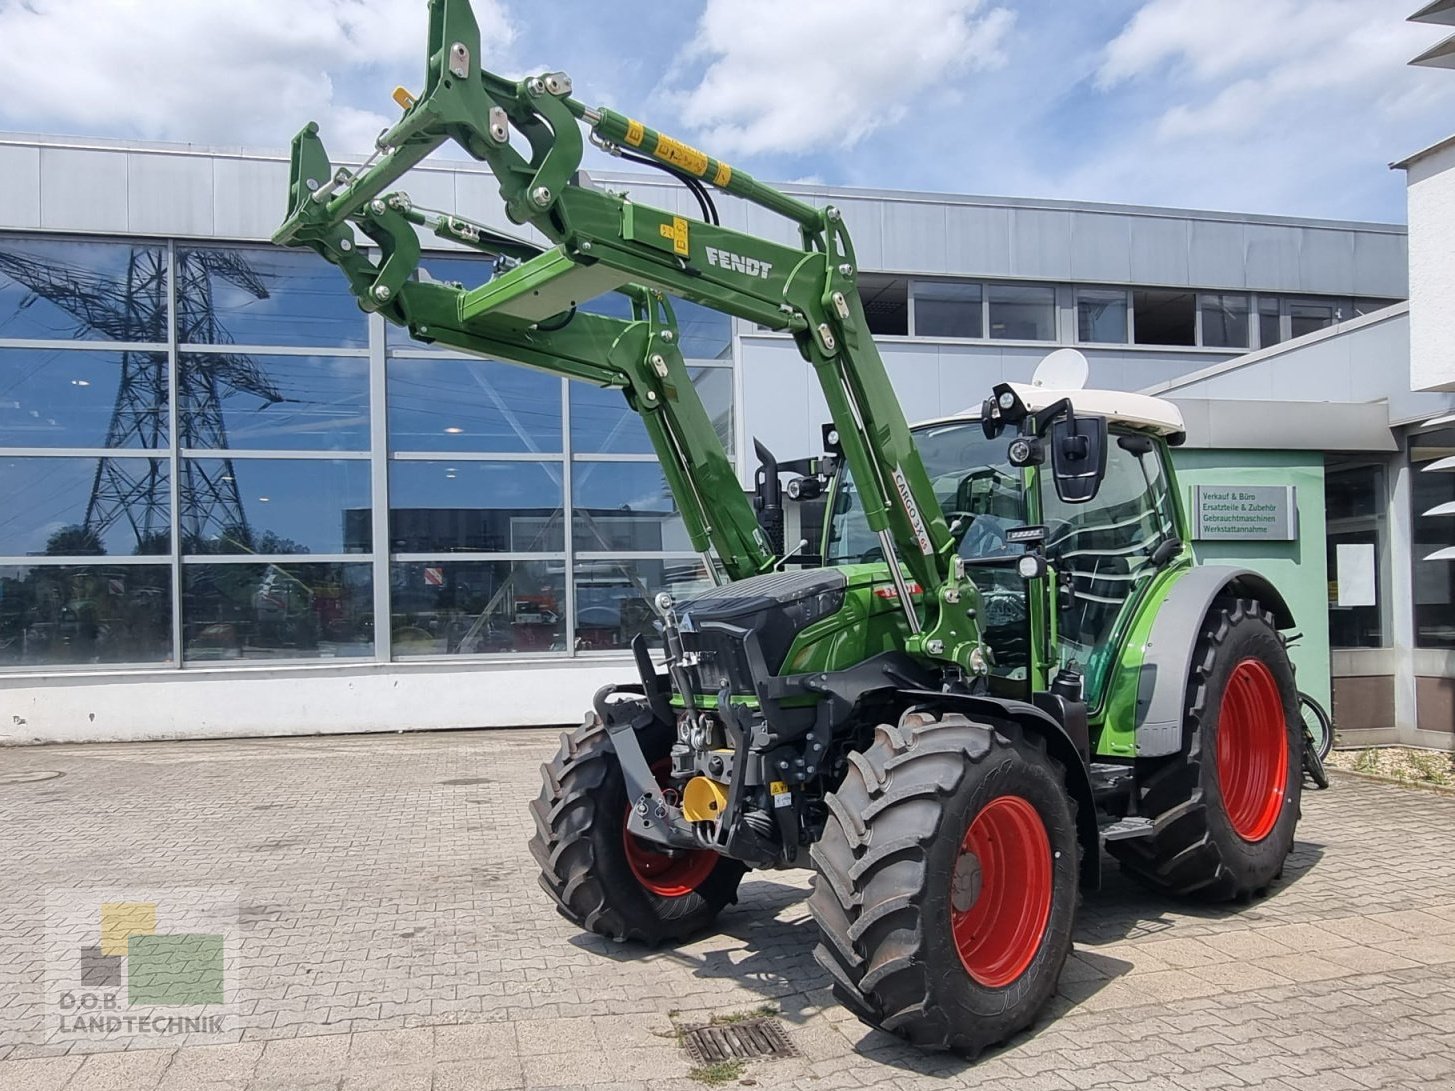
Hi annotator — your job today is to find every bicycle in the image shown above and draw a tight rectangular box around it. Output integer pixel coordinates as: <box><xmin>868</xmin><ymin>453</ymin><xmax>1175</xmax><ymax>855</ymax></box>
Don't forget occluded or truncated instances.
<box><xmin>1298</xmin><ymin>690</ymin><xmax>1333</xmax><ymax>790</ymax></box>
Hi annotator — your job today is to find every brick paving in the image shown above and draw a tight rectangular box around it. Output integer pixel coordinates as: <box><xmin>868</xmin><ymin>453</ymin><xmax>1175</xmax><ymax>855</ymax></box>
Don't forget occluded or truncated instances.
<box><xmin>1</xmin><ymin>728</ymin><xmax>1454</xmax><ymax>1090</ymax></box>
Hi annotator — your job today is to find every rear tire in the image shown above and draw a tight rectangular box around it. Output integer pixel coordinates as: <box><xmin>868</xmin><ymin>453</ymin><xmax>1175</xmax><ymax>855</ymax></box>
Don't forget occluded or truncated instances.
<box><xmin>529</xmin><ymin>715</ymin><xmax>745</xmax><ymax>944</ymax></box>
<box><xmin>809</xmin><ymin>710</ymin><xmax>1079</xmax><ymax>1056</ymax></box>
<box><xmin>1108</xmin><ymin>598</ymin><xmax>1301</xmax><ymax>900</ymax></box>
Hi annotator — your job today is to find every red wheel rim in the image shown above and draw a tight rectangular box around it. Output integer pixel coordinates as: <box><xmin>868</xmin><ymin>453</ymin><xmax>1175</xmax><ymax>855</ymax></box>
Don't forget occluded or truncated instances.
<box><xmin>950</xmin><ymin>795</ymin><xmax>1053</xmax><ymax>988</ymax></box>
<box><xmin>622</xmin><ymin>760</ymin><xmax>718</xmax><ymax>898</ymax></box>
<box><xmin>1216</xmin><ymin>657</ymin><xmax>1289</xmax><ymax>843</ymax></box>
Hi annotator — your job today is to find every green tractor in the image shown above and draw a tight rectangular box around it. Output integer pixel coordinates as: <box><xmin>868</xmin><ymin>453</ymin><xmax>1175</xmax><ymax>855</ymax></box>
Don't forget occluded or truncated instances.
<box><xmin>273</xmin><ymin>0</ymin><xmax>1302</xmax><ymax>1054</ymax></box>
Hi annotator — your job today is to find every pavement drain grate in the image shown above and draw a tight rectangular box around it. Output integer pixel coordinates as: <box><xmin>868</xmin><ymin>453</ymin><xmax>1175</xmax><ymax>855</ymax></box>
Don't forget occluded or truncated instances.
<box><xmin>681</xmin><ymin>1018</ymin><xmax>800</xmax><ymax>1064</ymax></box>
<box><xmin>0</xmin><ymin>770</ymin><xmax>64</xmax><ymax>785</ymax></box>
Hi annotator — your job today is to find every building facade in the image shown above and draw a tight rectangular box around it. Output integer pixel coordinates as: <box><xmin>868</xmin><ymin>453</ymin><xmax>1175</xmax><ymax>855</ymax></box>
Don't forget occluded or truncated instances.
<box><xmin>0</xmin><ymin>132</ymin><xmax>1436</xmax><ymax>744</ymax></box>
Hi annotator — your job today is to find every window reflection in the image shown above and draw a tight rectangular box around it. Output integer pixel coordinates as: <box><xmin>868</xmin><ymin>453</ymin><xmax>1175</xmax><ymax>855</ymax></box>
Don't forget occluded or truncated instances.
<box><xmin>386</xmin><ymin>255</ymin><xmax>495</xmax><ymax>347</ymax></box>
<box><xmin>390</xmin><ymin>559</ymin><xmax>565</xmax><ymax>656</ymax></box>
<box><xmin>1076</xmin><ymin>289</ymin><xmax>1128</xmax><ymax>344</ymax></box>
<box><xmin>0</xmin><ymin>564</ymin><xmax>172</xmax><ymax>666</ymax></box>
<box><xmin>182</xmin><ymin>353</ymin><xmax>369</xmax><ymax>451</ymax></box>
<box><xmin>0</xmin><ymin>238</ymin><xmax>167</xmax><ymax>342</ymax></box>
<box><xmin>572</xmin><ymin>462</ymin><xmax>688</xmax><ymax>552</ymax></box>
<box><xmin>0</xmin><ymin>456</ymin><xmax>170</xmax><ymax>556</ymax></box>
<box><xmin>570</xmin><ymin>368</ymin><xmax>732</xmax><ymax>456</ymax></box>
<box><xmin>388</xmin><ymin>357</ymin><xmax>561</xmax><ymax>452</ymax></box>
<box><xmin>388</xmin><ymin>460</ymin><xmax>564</xmax><ymax>552</ymax></box>
<box><xmin>915</xmin><ymin>282</ymin><xmax>983</xmax><ymax>339</ymax></box>
<box><xmin>1410</xmin><ymin>429</ymin><xmax>1455</xmax><ymax>650</ymax></box>
<box><xmin>574</xmin><ymin>558</ymin><xmax>711</xmax><ymax>650</ymax></box>
<box><xmin>182</xmin><ymin>562</ymin><xmax>373</xmax><ymax>661</ymax></box>
<box><xmin>181</xmin><ymin>458</ymin><xmax>370</xmax><ymax>555</ymax></box>
<box><xmin>177</xmin><ymin>246</ymin><xmax>367</xmax><ymax>348</ymax></box>
<box><xmin>0</xmin><ymin>348</ymin><xmax>168</xmax><ymax>449</ymax></box>
<box><xmin>988</xmin><ymin>284</ymin><xmax>1055</xmax><ymax>341</ymax></box>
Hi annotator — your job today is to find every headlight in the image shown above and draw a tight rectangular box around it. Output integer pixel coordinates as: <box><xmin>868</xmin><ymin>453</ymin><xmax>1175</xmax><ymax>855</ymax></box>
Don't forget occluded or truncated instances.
<box><xmin>1016</xmin><ymin>553</ymin><xmax>1047</xmax><ymax>580</ymax></box>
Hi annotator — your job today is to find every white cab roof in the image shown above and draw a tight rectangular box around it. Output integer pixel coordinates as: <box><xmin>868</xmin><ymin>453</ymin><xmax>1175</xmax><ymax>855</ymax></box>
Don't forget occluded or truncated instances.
<box><xmin>915</xmin><ymin>383</ymin><xmax>1186</xmax><ymax>437</ymax></box>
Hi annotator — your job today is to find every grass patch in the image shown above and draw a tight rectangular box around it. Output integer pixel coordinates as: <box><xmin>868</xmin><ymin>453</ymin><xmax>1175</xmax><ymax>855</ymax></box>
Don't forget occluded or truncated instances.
<box><xmin>709</xmin><ymin>1004</ymin><xmax>779</xmax><ymax>1026</ymax></box>
<box><xmin>689</xmin><ymin>1059</ymin><xmax>747</xmax><ymax>1085</ymax></box>
<box><xmin>1330</xmin><ymin>746</ymin><xmax>1455</xmax><ymax>788</ymax></box>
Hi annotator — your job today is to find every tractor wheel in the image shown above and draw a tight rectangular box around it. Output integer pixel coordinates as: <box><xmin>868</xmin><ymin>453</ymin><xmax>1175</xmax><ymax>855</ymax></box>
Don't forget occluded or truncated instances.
<box><xmin>528</xmin><ymin>715</ymin><xmax>745</xmax><ymax>945</ymax></box>
<box><xmin>809</xmin><ymin>711</ymin><xmax>1079</xmax><ymax>1056</ymax></box>
<box><xmin>1108</xmin><ymin>598</ymin><xmax>1301</xmax><ymax>900</ymax></box>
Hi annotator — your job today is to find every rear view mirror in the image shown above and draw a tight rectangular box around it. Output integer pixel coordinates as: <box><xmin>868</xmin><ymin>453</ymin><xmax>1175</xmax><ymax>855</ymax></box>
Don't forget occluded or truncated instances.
<box><xmin>1050</xmin><ymin>413</ymin><xmax>1108</xmax><ymax>504</ymax></box>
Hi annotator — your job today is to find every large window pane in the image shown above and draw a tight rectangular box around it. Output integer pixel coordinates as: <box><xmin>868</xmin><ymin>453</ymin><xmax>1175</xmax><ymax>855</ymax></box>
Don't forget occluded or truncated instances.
<box><xmin>1076</xmin><ymin>289</ymin><xmax>1128</xmax><ymax>344</ymax></box>
<box><xmin>388</xmin><ymin>357</ymin><xmax>561</xmax><ymax>453</ymax></box>
<box><xmin>914</xmin><ymin>282</ymin><xmax>982</xmax><ymax>339</ymax></box>
<box><xmin>1412</xmin><ymin>427</ymin><xmax>1455</xmax><ymax>649</ymax></box>
<box><xmin>390</xmin><ymin>559</ymin><xmax>566</xmax><ymax>656</ymax></box>
<box><xmin>0</xmin><ymin>238</ymin><xmax>167</xmax><ymax>342</ymax></box>
<box><xmin>177</xmin><ymin>246</ymin><xmax>366</xmax><ymax>348</ymax></box>
<box><xmin>574</xmin><ymin>557</ymin><xmax>712</xmax><ymax>651</ymax></box>
<box><xmin>0</xmin><ymin>564</ymin><xmax>172</xmax><ymax>666</ymax></box>
<box><xmin>182</xmin><ymin>562</ymin><xmax>373</xmax><ymax>661</ymax></box>
<box><xmin>1326</xmin><ymin>464</ymin><xmax>1387</xmax><ymax>649</ymax></box>
<box><xmin>988</xmin><ymin>284</ymin><xmax>1055</xmax><ymax>341</ymax></box>
<box><xmin>572</xmin><ymin>462</ymin><xmax>688</xmax><ymax>552</ymax></box>
<box><xmin>0</xmin><ymin>456</ymin><xmax>169</xmax><ymax>556</ymax></box>
<box><xmin>0</xmin><ymin>348</ymin><xmax>168</xmax><ymax>448</ymax></box>
<box><xmin>1257</xmin><ymin>297</ymin><xmax>1282</xmax><ymax>348</ymax></box>
<box><xmin>1199</xmin><ymin>293</ymin><xmax>1249</xmax><ymax>349</ymax></box>
<box><xmin>1132</xmin><ymin>289</ymin><xmax>1195</xmax><ymax>346</ymax></box>
<box><xmin>388</xmin><ymin>460</ymin><xmax>564</xmax><ymax>552</ymax></box>
<box><xmin>181</xmin><ymin>353</ymin><xmax>368</xmax><ymax>451</ymax></box>
<box><xmin>182</xmin><ymin>459</ymin><xmax>370</xmax><ymax>555</ymax></box>
<box><xmin>570</xmin><ymin>368</ymin><xmax>733</xmax><ymax>455</ymax></box>
<box><xmin>672</xmin><ymin>297</ymin><xmax>732</xmax><ymax>361</ymax></box>
<box><xmin>858</xmin><ymin>275</ymin><xmax>909</xmax><ymax>336</ymax></box>
<box><xmin>1289</xmin><ymin>299</ymin><xmax>1338</xmax><ymax>339</ymax></box>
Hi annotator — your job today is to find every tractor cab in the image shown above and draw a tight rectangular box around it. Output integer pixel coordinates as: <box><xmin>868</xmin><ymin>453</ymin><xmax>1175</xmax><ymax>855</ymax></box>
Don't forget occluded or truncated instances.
<box><xmin>823</xmin><ymin>381</ymin><xmax>1188</xmax><ymax>713</ymax></box>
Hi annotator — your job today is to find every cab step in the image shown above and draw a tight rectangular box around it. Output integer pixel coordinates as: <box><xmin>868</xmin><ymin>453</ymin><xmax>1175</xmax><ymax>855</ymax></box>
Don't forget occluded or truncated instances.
<box><xmin>1098</xmin><ymin>816</ymin><xmax>1155</xmax><ymax>842</ymax></box>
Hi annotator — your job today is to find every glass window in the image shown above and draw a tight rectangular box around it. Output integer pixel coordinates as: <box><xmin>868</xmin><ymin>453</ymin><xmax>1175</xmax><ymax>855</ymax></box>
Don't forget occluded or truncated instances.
<box><xmin>181</xmin><ymin>353</ymin><xmax>368</xmax><ymax>451</ymax></box>
<box><xmin>1132</xmin><ymin>289</ymin><xmax>1195</xmax><ymax>346</ymax></box>
<box><xmin>390</xmin><ymin>559</ymin><xmax>566</xmax><ymax>656</ymax></box>
<box><xmin>671</xmin><ymin>297</ymin><xmax>732</xmax><ymax>361</ymax></box>
<box><xmin>181</xmin><ymin>459</ymin><xmax>370</xmax><ymax>555</ymax></box>
<box><xmin>988</xmin><ymin>284</ymin><xmax>1055</xmax><ymax>341</ymax></box>
<box><xmin>1199</xmin><ymin>293</ymin><xmax>1250</xmax><ymax>349</ymax></box>
<box><xmin>1289</xmin><ymin>299</ymin><xmax>1338</xmax><ymax>339</ymax></box>
<box><xmin>0</xmin><ymin>348</ymin><xmax>168</xmax><ymax>448</ymax></box>
<box><xmin>570</xmin><ymin>368</ymin><xmax>733</xmax><ymax>456</ymax></box>
<box><xmin>1411</xmin><ymin>428</ymin><xmax>1455</xmax><ymax>649</ymax></box>
<box><xmin>574</xmin><ymin>557</ymin><xmax>712</xmax><ymax>651</ymax></box>
<box><xmin>573</xmin><ymin>462</ymin><xmax>689</xmax><ymax>553</ymax></box>
<box><xmin>858</xmin><ymin>275</ymin><xmax>909</xmax><ymax>336</ymax></box>
<box><xmin>1326</xmin><ymin>463</ymin><xmax>1388</xmax><ymax>648</ymax></box>
<box><xmin>1076</xmin><ymin>289</ymin><xmax>1128</xmax><ymax>344</ymax></box>
<box><xmin>182</xmin><ymin>562</ymin><xmax>373</xmax><ymax>661</ymax></box>
<box><xmin>388</xmin><ymin>460</ymin><xmax>564</xmax><ymax>553</ymax></box>
<box><xmin>0</xmin><ymin>456</ymin><xmax>169</xmax><ymax>556</ymax></box>
<box><xmin>176</xmin><ymin>246</ymin><xmax>367</xmax><ymax>348</ymax></box>
<box><xmin>0</xmin><ymin>238</ymin><xmax>167</xmax><ymax>342</ymax></box>
<box><xmin>388</xmin><ymin>357</ymin><xmax>561</xmax><ymax>454</ymax></box>
<box><xmin>914</xmin><ymin>282</ymin><xmax>983</xmax><ymax>339</ymax></box>
<box><xmin>1257</xmin><ymin>297</ymin><xmax>1282</xmax><ymax>348</ymax></box>
<box><xmin>0</xmin><ymin>564</ymin><xmax>172</xmax><ymax>667</ymax></box>
<box><xmin>1354</xmin><ymin>298</ymin><xmax>1400</xmax><ymax>317</ymax></box>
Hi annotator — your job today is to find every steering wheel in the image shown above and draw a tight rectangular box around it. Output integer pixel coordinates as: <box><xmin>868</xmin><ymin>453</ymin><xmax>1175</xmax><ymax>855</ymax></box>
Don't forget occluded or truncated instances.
<box><xmin>949</xmin><ymin>512</ymin><xmax>1009</xmax><ymax>559</ymax></box>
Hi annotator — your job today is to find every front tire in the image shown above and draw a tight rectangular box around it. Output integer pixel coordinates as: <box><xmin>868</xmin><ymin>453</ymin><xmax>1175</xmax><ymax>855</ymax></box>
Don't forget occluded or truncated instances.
<box><xmin>529</xmin><ymin>715</ymin><xmax>745</xmax><ymax>944</ymax></box>
<box><xmin>1109</xmin><ymin>598</ymin><xmax>1301</xmax><ymax>900</ymax></box>
<box><xmin>809</xmin><ymin>711</ymin><xmax>1079</xmax><ymax>1056</ymax></box>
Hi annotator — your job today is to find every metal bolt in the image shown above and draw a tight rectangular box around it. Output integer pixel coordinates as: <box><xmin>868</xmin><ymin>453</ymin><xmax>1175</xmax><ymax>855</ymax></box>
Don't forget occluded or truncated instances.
<box><xmin>817</xmin><ymin>323</ymin><xmax>837</xmax><ymax>353</ymax></box>
<box><xmin>644</xmin><ymin>390</ymin><xmax>657</xmax><ymax>402</ymax></box>
<box><xmin>370</xmin><ymin>198</ymin><xmax>387</xmax><ymax>215</ymax></box>
<box><xmin>778</xmin><ymin>760</ymin><xmax>789</xmax><ymax>771</ymax></box>
<box><xmin>488</xmin><ymin>106</ymin><xmax>509</xmax><ymax>143</ymax></box>
<box><xmin>926</xmin><ymin>639</ymin><xmax>944</xmax><ymax>655</ymax></box>
<box><xmin>831</xmin><ymin>291</ymin><xmax>850</xmax><ymax>320</ymax></box>
<box><xmin>338</xmin><ymin>238</ymin><xmax>353</xmax><ymax>252</ymax></box>
<box><xmin>527</xmin><ymin>77</ymin><xmax>545</xmax><ymax>96</ymax></box>
<box><xmin>650</xmin><ymin>353</ymin><xmax>668</xmax><ymax>378</ymax></box>
<box><xmin>579</xmin><ymin>240</ymin><xmax>593</xmax><ymax>251</ymax></box>
<box><xmin>812</xmin><ymin>742</ymin><xmax>823</xmax><ymax>752</ymax></box>
<box><xmin>826</xmin><ymin>207</ymin><xmax>841</xmax><ymax>222</ymax></box>
<box><xmin>806</xmin><ymin>766</ymin><xmax>816</xmax><ymax>775</ymax></box>
<box><xmin>543</xmin><ymin>71</ymin><xmax>572</xmax><ymax>96</ymax></box>
<box><xmin>660</xmin><ymin>330</ymin><xmax>674</xmax><ymax>343</ymax></box>
<box><xmin>305</xmin><ymin>178</ymin><xmax>320</xmax><ymax>192</ymax></box>
<box><xmin>531</xmin><ymin>186</ymin><xmax>552</xmax><ymax>207</ymax></box>
<box><xmin>448</xmin><ymin>42</ymin><xmax>470</xmax><ymax>79</ymax></box>
<box><xmin>838</xmin><ymin>263</ymin><xmax>854</xmax><ymax>277</ymax></box>
<box><xmin>373</xmin><ymin>285</ymin><xmax>392</xmax><ymax>302</ymax></box>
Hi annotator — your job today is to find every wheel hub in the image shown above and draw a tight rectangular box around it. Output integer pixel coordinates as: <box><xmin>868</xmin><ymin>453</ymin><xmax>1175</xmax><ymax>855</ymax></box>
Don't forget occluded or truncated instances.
<box><xmin>1215</xmin><ymin>657</ymin><xmax>1289</xmax><ymax>843</ymax></box>
<box><xmin>622</xmin><ymin>759</ymin><xmax>718</xmax><ymax>898</ymax></box>
<box><xmin>949</xmin><ymin>795</ymin><xmax>1053</xmax><ymax>988</ymax></box>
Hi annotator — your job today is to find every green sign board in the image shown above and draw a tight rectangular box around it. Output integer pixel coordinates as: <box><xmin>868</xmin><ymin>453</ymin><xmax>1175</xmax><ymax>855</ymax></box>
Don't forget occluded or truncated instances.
<box><xmin>1192</xmin><ymin>484</ymin><xmax>1298</xmax><ymax>541</ymax></box>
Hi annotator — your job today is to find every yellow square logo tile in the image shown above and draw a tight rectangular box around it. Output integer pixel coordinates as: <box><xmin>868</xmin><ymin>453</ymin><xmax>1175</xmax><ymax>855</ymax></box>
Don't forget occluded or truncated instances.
<box><xmin>100</xmin><ymin>902</ymin><xmax>156</xmax><ymax>957</ymax></box>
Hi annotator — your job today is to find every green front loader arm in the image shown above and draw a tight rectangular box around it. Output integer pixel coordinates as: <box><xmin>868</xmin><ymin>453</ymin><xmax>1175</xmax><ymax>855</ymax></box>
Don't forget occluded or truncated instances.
<box><xmin>272</xmin><ymin>0</ymin><xmax>988</xmax><ymax>672</ymax></box>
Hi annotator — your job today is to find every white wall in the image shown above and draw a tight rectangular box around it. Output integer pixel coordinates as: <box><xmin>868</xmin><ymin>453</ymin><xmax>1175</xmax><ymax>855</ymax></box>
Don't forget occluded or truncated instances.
<box><xmin>1</xmin><ymin>658</ymin><xmax>636</xmax><ymax>745</ymax></box>
<box><xmin>1406</xmin><ymin>141</ymin><xmax>1455</xmax><ymax>393</ymax></box>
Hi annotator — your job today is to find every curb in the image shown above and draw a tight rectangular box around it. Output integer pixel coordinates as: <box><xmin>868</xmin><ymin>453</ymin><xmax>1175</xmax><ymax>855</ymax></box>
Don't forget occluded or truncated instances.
<box><xmin>1328</xmin><ymin>767</ymin><xmax>1455</xmax><ymax>798</ymax></box>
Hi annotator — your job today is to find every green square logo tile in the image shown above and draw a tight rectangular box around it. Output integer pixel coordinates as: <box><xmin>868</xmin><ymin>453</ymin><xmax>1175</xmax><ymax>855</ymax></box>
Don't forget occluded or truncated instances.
<box><xmin>127</xmin><ymin>934</ymin><xmax>224</xmax><ymax>1006</ymax></box>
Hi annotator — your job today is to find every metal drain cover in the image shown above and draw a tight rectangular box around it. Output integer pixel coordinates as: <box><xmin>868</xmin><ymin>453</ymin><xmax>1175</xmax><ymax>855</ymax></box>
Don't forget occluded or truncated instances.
<box><xmin>0</xmin><ymin>770</ymin><xmax>63</xmax><ymax>785</ymax></box>
<box><xmin>681</xmin><ymin>1018</ymin><xmax>799</xmax><ymax>1064</ymax></box>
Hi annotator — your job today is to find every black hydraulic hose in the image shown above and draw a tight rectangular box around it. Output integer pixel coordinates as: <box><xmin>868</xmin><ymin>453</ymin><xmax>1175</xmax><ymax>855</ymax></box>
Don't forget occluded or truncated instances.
<box><xmin>618</xmin><ymin>150</ymin><xmax>719</xmax><ymax>226</ymax></box>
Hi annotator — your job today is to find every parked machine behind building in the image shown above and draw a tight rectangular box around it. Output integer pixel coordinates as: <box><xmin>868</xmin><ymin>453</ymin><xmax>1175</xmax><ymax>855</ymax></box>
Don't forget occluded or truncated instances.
<box><xmin>274</xmin><ymin>0</ymin><xmax>1304</xmax><ymax>1054</ymax></box>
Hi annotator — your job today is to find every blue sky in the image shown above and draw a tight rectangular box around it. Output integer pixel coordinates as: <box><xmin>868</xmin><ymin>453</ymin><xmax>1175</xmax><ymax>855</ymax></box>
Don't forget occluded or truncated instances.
<box><xmin>2</xmin><ymin>0</ymin><xmax>1453</xmax><ymax>223</ymax></box>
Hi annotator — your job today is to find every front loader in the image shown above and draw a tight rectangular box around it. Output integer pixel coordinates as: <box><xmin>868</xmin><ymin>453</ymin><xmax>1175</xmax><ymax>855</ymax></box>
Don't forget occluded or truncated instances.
<box><xmin>273</xmin><ymin>0</ymin><xmax>1304</xmax><ymax>1055</ymax></box>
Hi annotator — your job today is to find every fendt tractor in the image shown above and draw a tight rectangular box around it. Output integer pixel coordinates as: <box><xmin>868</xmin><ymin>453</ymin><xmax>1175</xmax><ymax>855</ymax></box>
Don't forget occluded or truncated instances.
<box><xmin>275</xmin><ymin>0</ymin><xmax>1304</xmax><ymax>1055</ymax></box>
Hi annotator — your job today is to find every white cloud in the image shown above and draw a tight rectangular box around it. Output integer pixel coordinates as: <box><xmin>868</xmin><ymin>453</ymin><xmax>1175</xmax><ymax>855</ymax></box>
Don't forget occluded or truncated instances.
<box><xmin>0</xmin><ymin>0</ymin><xmax>515</xmax><ymax>152</ymax></box>
<box><xmin>671</xmin><ymin>0</ymin><xmax>1014</xmax><ymax>157</ymax></box>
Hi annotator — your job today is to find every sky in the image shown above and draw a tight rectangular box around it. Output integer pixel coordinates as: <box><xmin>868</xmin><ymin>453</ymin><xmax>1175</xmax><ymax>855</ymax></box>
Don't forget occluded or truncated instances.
<box><xmin>1</xmin><ymin>0</ymin><xmax>1453</xmax><ymax>224</ymax></box>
